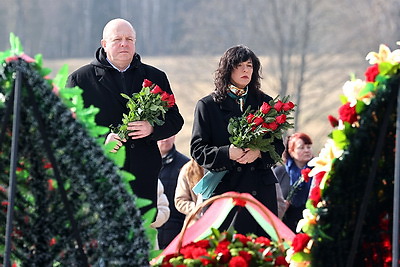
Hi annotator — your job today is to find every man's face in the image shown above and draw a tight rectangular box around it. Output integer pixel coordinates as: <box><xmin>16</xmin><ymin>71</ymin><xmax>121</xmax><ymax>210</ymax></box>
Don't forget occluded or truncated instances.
<box><xmin>157</xmin><ymin>136</ymin><xmax>175</xmax><ymax>155</ymax></box>
<box><xmin>101</xmin><ymin>21</ymin><xmax>136</xmax><ymax>70</ymax></box>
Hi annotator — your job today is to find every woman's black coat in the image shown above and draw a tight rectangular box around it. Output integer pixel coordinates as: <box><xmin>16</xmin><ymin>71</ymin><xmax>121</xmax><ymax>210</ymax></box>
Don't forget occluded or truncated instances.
<box><xmin>67</xmin><ymin>48</ymin><xmax>184</xmax><ymax>213</ymax></box>
<box><xmin>190</xmin><ymin>90</ymin><xmax>284</xmax><ymax>236</ymax></box>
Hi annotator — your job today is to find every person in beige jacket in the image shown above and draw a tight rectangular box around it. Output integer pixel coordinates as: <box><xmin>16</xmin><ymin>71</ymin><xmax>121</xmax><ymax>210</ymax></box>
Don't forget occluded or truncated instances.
<box><xmin>174</xmin><ymin>159</ymin><xmax>204</xmax><ymax>226</ymax></box>
<box><xmin>151</xmin><ymin>179</ymin><xmax>170</xmax><ymax>249</ymax></box>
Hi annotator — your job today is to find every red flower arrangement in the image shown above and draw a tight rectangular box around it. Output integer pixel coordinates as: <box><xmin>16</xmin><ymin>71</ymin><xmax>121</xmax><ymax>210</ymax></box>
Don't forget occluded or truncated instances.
<box><xmin>227</xmin><ymin>96</ymin><xmax>295</xmax><ymax>163</ymax></box>
<box><xmin>154</xmin><ymin>228</ymin><xmax>289</xmax><ymax>267</ymax></box>
<box><xmin>111</xmin><ymin>79</ymin><xmax>175</xmax><ymax>139</ymax></box>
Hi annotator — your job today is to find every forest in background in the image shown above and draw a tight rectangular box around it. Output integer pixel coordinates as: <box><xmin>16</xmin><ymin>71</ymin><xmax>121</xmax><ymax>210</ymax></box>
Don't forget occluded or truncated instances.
<box><xmin>1</xmin><ymin>0</ymin><xmax>399</xmax><ymax>154</ymax></box>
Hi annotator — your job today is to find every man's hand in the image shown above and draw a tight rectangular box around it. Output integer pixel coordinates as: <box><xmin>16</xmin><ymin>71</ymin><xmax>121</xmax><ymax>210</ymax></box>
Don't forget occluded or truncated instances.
<box><xmin>127</xmin><ymin>121</ymin><xmax>154</xmax><ymax>139</ymax></box>
<box><xmin>105</xmin><ymin>133</ymin><xmax>126</xmax><ymax>152</ymax></box>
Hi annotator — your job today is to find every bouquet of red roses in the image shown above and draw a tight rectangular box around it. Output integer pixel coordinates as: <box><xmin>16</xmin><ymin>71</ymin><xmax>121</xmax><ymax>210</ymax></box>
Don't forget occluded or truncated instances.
<box><xmin>111</xmin><ymin>79</ymin><xmax>175</xmax><ymax>139</ymax></box>
<box><xmin>227</xmin><ymin>95</ymin><xmax>295</xmax><ymax>163</ymax></box>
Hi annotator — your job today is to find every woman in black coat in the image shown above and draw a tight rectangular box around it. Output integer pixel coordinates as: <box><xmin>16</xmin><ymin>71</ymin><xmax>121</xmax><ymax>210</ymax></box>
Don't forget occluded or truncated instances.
<box><xmin>190</xmin><ymin>45</ymin><xmax>284</xmax><ymax>236</ymax></box>
<box><xmin>67</xmin><ymin>19</ymin><xmax>184</xmax><ymax>214</ymax></box>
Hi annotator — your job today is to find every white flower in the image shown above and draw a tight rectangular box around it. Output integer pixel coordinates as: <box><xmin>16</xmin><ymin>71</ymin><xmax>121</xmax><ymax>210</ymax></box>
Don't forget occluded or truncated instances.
<box><xmin>342</xmin><ymin>79</ymin><xmax>366</xmax><ymax>107</ymax></box>
<box><xmin>0</xmin><ymin>93</ymin><xmax>5</xmax><ymax>103</ymax></box>
<box><xmin>365</xmin><ymin>43</ymin><xmax>400</xmax><ymax>65</ymax></box>
<box><xmin>308</xmin><ymin>139</ymin><xmax>343</xmax><ymax>178</ymax></box>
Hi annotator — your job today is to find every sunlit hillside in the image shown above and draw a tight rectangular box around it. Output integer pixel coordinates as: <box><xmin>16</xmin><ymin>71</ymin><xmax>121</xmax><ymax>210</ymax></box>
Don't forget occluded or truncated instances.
<box><xmin>45</xmin><ymin>56</ymin><xmax>357</xmax><ymax>158</ymax></box>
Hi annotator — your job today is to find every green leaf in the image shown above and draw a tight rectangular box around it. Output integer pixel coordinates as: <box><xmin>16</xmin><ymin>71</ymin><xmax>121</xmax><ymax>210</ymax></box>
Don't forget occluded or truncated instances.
<box><xmin>53</xmin><ymin>64</ymin><xmax>69</xmax><ymax>88</ymax></box>
<box><xmin>331</xmin><ymin>129</ymin><xmax>348</xmax><ymax>149</ymax></box>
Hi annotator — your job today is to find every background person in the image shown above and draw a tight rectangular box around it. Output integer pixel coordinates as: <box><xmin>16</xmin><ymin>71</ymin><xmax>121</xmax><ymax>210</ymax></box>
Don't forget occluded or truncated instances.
<box><xmin>174</xmin><ymin>158</ymin><xmax>204</xmax><ymax>225</ymax></box>
<box><xmin>272</xmin><ymin>132</ymin><xmax>314</xmax><ymax>232</ymax></box>
<box><xmin>66</xmin><ymin>18</ymin><xmax>184</xmax><ymax>215</ymax></box>
<box><xmin>156</xmin><ymin>135</ymin><xmax>189</xmax><ymax>249</ymax></box>
<box><xmin>190</xmin><ymin>45</ymin><xmax>285</xmax><ymax>237</ymax></box>
<box><xmin>150</xmin><ymin>179</ymin><xmax>170</xmax><ymax>250</ymax></box>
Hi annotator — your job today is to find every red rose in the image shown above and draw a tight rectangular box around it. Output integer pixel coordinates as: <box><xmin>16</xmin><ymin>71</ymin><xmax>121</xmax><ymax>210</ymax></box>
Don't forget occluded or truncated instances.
<box><xmin>364</xmin><ymin>64</ymin><xmax>379</xmax><ymax>82</ymax></box>
<box><xmin>274</xmin><ymin>255</ymin><xmax>289</xmax><ymax>266</ymax></box>
<box><xmin>328</xmin><ymin>115</ymin><xmax>339</xmax><ymax>127</ymax></box>
<box><xmin>166</xmin><ymin>94</ymin><xmax>175</xmax><ymax>107</ymax></box>
<box><xmin>246</xmin><ymin>113</ymin><xmax>255</xmax><ymax>123</ymax></box>
<box><xmin>142</xmin><ymin>79</ymin><xmax>153</xmax><ymax>88</ymax></box>
<box><xmin>265</xmin><ymin>122</ymin><xmax>279</xmax><ymax>131</ymax></box>
<box><xmin>254</xmin><ymin>236</ymin><xmax>271</xmax><ymax>246</ymax></box>
<box><xmin>292</xmin><ymin>233</ymin><xmax>311</xmax><ymax>252</ymax></box>
<box><xmin>229</xmin><ymin>256</ymin><xmax>249</xmax><ymax>267</ymax></box>
<box><xmin>191</xmin><ymin>247</ymin><xmax>208</xmax><ymax>258</ymax></box>
<box><xmin>301</xmin><ymin>168</ymin><xmax>312</xmax><ymax>183</ymax></box>
<box><xmin>274</xmin><ymin>100</ymin><xmax>284</xmax><ymax>112</ymax></box>
<box><xmin>260</xmin><ymin>102</ymin><xmax>272</xmax><ymax>114</ymax></box>
<box><xmin>275</xmin><ymin>114</ymin><xmax>287</xmax><ymax>124</ymax></box>
<box><xmin>338</xmin><ymin>102</ymin><xmax>358</xmax><ymax>124</ymax></box>
<box><xmin>151</xmin><ymin>85</ymin><xmax>163</xmax><ymax>94</ymax></box>
<box><xmin>283</xmin><ymin>101</ymin><xmax>295</xmax><ymax>111</ymax></box>
<box><xmin>253</xmin><ymin>116</ymin><xmax>264</xmax><ymax>126</ymax></box>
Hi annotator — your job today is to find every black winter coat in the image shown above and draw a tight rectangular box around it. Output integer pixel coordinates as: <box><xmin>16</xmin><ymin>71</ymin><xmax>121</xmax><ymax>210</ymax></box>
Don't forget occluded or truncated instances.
<box><xmin>67</xmin><ymin>48</ymin><xmax>184</xmax><ymax>213</ymax></box>
<box><xmin>157</xmin><ymin>145</ymin><xmax>189</xmax><ymax>249</ymax></box>
<box><xmin>190</xmin><ymin>91</ymin><xmax>284</xmax><ymax>236</ymax></box>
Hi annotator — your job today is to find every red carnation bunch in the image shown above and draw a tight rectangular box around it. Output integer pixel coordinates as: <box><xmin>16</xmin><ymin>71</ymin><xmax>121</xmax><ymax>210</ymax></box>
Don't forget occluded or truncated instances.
<box><xmin>227</xmin><ymin>96</ymin><xmax>295</xmax><ymax>163</ymax></box>
<box><xmin>111</xmin><ymin>79</ymin><xmax>175</xmax><ymax>139</ymax></box>
<box><xmin>154</xmin><ymin>228</ymin><xmax>288</xmax><ymax>267</ymax></box>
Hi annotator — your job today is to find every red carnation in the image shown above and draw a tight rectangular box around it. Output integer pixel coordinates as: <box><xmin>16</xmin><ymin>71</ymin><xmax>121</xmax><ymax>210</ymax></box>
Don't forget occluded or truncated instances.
<box><xmin>195</xmin><ymin>239</ymin><xmax>210</xmax><ymax>248</ymax></box>
<box><xmin>292</xmin><ymin>233</ymin><xmax>311</xmax><ymax>252</ymax></box>
<box><xmin>234</xmin><ymin>234</ymin><xmax>250</xmax><ymax>245</ymax></box>
<box><xmin>274</xmin><ymin>255</ymin><xmax>289</xmax><ymax>266</ymax></box>
<box><xmin>260</xmin><ymin>102</ymin><xmax>272</xmax><ymax>114</ymax></box>
<box><xmin>338</xmin><ymin>102</ymin><xmax>358</xmax><ymax>124</ymax></box>
<box><xmin>328</xmin><ymin>115</ymin><xmax>339</xmax><ymax>127</ymax></box>
<box><xmin>364</xmin><ymin>64</ymin><xmax>380</xmax><ymax>82</ymax></box>
<box><xmin>49</xmin><ymin>237</ymin><xmax>57</xmax><ymax>246</ymax></box>
<box><xmin>275</xmin><ymin>114</ymin><xmax>287</xmax><ymax>124</ymax></box>
<box><xmin>309</xmin><ymin>186</ymin><xmax>321</xmax><ymax>207</ymax></box>
<box><xmin>255</xmin><ymin>236</ymin><xmax>271</xmax><ymax>246</ymax></box>
<box><xmin>233</xmin><ymin>197</ymin><xmax>246</xmax><ymax>207</ymax></box>
<box><xmin>142</xmin><ymin>79</ymin><xmax>153</xmax><ymax>88</ymax></box>
<box><xmin>301</xmin><ymin>168</ymin><xmax>312</xmax><ymax>183</ymax></box>
<box><xmin>229</xmin><ymin>256</ymin><xmax>249</xmax><ymax>267</ymax></box>
<box><xmin>238</xmin><ymin>250</ymin><xmax>252</xmax><ymax>262</ymax></box>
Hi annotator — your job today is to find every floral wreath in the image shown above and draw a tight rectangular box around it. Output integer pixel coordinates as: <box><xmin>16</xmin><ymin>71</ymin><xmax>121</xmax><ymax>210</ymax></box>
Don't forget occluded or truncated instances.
<box><xmin>285</xmin><ymin>42</ymin><xmax>400</xmax><ymax>266</ymax></box>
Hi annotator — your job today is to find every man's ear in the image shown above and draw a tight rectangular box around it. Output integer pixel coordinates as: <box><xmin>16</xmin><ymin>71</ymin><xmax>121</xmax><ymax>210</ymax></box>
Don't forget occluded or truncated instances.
<box><xmin>101</xmin><ymin>39</ymin><xmax>106</xmax><ymax>49</ymax></box>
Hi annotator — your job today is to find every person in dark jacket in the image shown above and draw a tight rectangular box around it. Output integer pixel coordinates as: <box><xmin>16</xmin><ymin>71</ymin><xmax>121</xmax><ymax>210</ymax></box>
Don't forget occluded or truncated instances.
<box><xmin>66</xmin><ymin>18</ymin><xmax>184</xmax><ymax>215</ymax></box>
<box><xmin>190</xmin><ymin>45</ymin><xmax>284</xmax><ymax>237</ymax></box>
<box><xmin>156</xmin><ymin>135</ymin><xmax>189</xmax><ymax>249</ymax></box>
<box><xmin>272</xmin><ymin>132</ymin><xmax>314</xmax><ymax>232</ymax></box>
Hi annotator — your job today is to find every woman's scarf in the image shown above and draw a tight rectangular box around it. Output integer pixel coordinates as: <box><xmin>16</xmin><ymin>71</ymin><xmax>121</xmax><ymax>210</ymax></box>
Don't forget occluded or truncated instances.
<box><xmin>227</xmin><ymin>84</ymin><xmax>248</xmax><ymax>112</ymax></box>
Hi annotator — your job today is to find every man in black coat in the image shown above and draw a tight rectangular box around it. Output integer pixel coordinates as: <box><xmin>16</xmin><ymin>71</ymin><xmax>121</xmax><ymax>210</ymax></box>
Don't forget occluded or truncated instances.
<box><xmin>67</xmin><ymin>18</ymin><xmax>184</xmax><ymax>215</ymax></box>
<box><xmin>156</xmin><ymin>135</ymin><xmax>189</xmax><ymax>249</ymax></box>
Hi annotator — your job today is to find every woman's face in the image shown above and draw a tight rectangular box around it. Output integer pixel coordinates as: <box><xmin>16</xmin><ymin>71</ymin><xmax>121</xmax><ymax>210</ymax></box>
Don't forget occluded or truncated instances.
<box><xmin>230</xmin><ymin>59</ymin><xmax>253</xmax><ymax>89</ymax></box>
<box><xmin>289</xmin><ymin>138</ymin><xmax>313</xmax><ymax>166</ymax></box>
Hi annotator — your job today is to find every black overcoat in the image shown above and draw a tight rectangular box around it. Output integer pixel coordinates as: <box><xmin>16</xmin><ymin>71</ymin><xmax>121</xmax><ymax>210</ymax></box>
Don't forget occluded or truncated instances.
<box><xmin>67</xmin><ymin>48</ymin><xmax>184</xmax><ymax>213</ymax></box>
<box><xmin>190</xmin><ymin>91</ymin><xmax>284</xmax><ymax>236</ymax></box>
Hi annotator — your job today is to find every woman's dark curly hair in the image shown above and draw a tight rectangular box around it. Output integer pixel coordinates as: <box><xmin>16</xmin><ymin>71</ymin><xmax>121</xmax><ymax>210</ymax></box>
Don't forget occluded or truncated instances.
<box><xmin>212</xmin><ymin>45</ymin><xmax>262</xmax><ymax>103</ymax></box>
